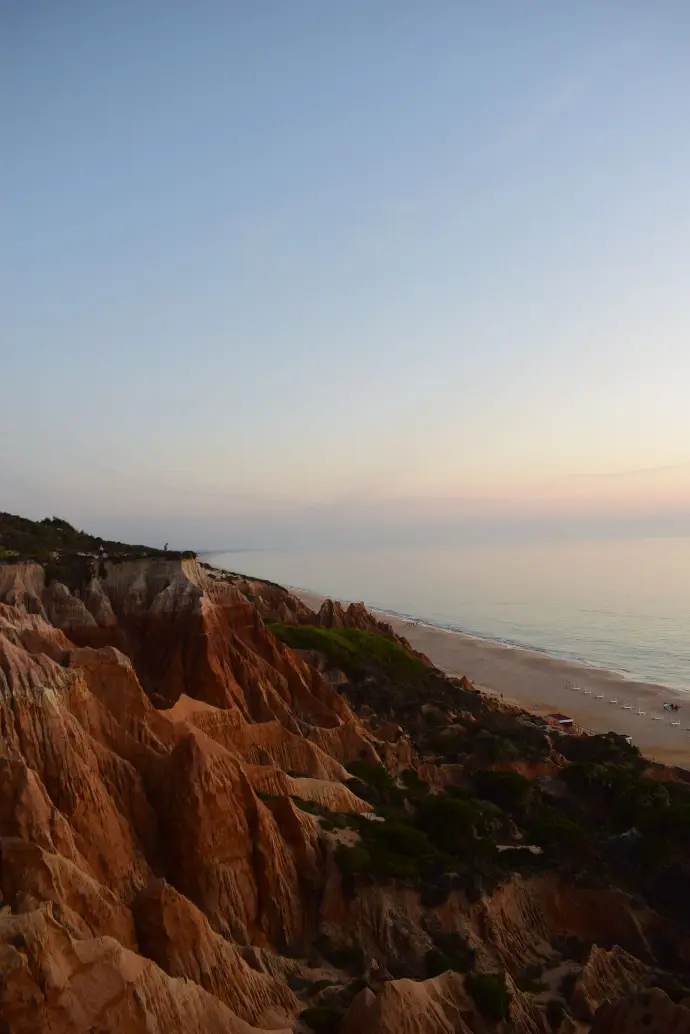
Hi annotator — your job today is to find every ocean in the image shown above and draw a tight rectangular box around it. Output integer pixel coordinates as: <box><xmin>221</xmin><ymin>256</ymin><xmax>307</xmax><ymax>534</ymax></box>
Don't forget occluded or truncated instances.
<box><xmin>208</xmin><ymin>537</ymin><xmax>690</xmax><ymax>694</ymax></box>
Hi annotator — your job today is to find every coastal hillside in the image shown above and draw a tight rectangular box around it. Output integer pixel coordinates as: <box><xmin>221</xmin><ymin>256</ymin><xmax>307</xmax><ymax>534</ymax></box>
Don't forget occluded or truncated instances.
<box><xmin>0</xmin><ymin>511</ymin><xmax>195</xmax><ymax>563</ymax></box>
<box><xmin>1</xmin><ymin>521</ymin><xmax>689</xmax><ymax>1033</ymax></box>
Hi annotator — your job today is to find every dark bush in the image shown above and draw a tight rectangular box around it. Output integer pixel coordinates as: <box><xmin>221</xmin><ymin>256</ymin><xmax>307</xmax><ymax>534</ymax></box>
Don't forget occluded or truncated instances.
<box><xmin>373</xmin><ymin>823</ymin><xmax>433</xmax><ymax>858</ymax></box>
<box><xmin>467</xmin><ymin>972</ymin><xmax>511</xmax><ymax>1022</ymax></box>
<box><xmin>558</xmin><ymin>969</ymin><xmax>579</xmax><ymax>998</ymax></box>
<box><xmin>515</xmin><ymin>974</ymin><xmax>547</xmax><ymax>993</ymax></box>
<box><xmin>0</xmin><ymin>510</ymin><xmax>174</xmax><ymax>562</ymax></box>
<box><xmin>425</xmin><ymin>947</ymin><xmax>451</xmax><ymax>977</ymax></box>
<box><xmin>347</xmin><ymin>811</ymin><xmax>441</xmax><ymax>880</ymax></box>
<box><xmin>306</xmin><ymin>979</ymin><xmax>337</xmax><ymax>998</ymax></box>
<box><xmin>287</xmin><ymin>975</ymin><xmax>312</xmax><ymax>992</ymax></box>
<box><xmin>346</xmin><ymin>760</ymin><xmax>397</xmax><ymax>793</ymax></box>
<box><xmin>364</xmin><ymin>832</ymin><xmax>433</xmax><ymax>879</ymax></box>
<box><xmin>473</xmin><ymin>729</ymin><xmax>521</xmax><ymax>763</ymax></box>
<box><xmin>545</xmin><ymin>999</ymin><xmax>566</xmax><ymax>1030</ymax></box>
<box><xmin>559</xmin><ymin>732</ymin><xmax>642</xmax><ymax>767</ymax></box>
<box><xmin>434</xmin><ymin>932</ymin><xmax>476</xmax><ymax>973</ymax></box>
<box><xmin>401</xmin><ymin>768</ymin><xmax>429</xmax><ymax>797</ymax></box>
<box><xmin>473</xmin><ymin>769</ymin><xmax>531</xmax><ymax>811</ymax></box>
<box><xmin>334</xmin><ymin>845</ymin><xmax>371</xmax><ymax>877</ymax></box>
<box><xmin>564</xmin><ymin>762</ymin><xmax>671</xmax><ymax>832</ymax></box>
<box><xmin>416</xmin><ymin>794</ymin><xmax>500</xmax><ymax>853</ymax></box>
<box><xmin>316</xmin><ymin>938</ymin><xmax>364</xmax><ymax>975</ymax></box>
<box><xmin>638</xmin><ymin>802</ymin><xmax>690</xmax><ymax>845</ymax></box>
<box><xmin>270</xmin><ymin>624</ymin><xmax>429</xmax><ymax>688</ymax></box>
<box><xmin>345</xmin><ymin>977</ymin><xmax>370</xmax><ymax>1000</ymax></box>
<box><xmin>528</xmin><ymin>813</ymin><xmax>590</xmax><ymax>852</ymax></box>
<box><xmin>299</xmin><ymin>1006</ymin><xmax>344</xmax><ymax>1034</ymax></box>
<box><xmin>292</xmin><ymin>796</ymin><xmax>321</xmax><ymax>815</ymax></box>
<box><xmin>494</xmin><ymin>846</ymin><xmax>542</xmax><ymax>871</ymax></box>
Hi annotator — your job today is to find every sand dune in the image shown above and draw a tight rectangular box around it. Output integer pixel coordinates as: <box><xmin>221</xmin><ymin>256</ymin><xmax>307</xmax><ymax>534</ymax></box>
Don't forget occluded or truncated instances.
<box><xmin>295</xmin><ymin>590</ymin><xmax>690</xmax><ymax>767</ymax></box>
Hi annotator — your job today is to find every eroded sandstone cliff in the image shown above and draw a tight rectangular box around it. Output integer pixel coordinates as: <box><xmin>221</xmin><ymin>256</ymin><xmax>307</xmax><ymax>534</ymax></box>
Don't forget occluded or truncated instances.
<box><xmin>1</xmin><ymin>553</ymin><xmax>689</xmax><ymax>1033</ymax></box>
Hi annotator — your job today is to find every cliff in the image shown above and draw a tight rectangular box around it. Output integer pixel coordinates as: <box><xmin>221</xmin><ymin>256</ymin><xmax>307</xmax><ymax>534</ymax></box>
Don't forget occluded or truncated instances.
<box><xmin>1</xmin><ymin>545</ymin><xmax>690</xmax><ymax>1033</ymax></box>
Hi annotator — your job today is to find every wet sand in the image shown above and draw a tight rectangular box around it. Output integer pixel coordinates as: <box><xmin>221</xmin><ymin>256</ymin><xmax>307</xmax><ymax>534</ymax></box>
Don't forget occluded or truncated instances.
<box><xmin>295</xmin><ymin>590</ymin><xmax>690</xmax><ymax>766</ymax></box>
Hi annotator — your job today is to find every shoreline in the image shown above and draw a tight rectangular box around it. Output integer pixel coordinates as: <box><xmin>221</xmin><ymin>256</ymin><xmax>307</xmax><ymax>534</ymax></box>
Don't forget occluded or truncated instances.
<box><xmin>294</xmin><ymin>588</ymin><xmax>690</xmax><ymax>767</ymax></box>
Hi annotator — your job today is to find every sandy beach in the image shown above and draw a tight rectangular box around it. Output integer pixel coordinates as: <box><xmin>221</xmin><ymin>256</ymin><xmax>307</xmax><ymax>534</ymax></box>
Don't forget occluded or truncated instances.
<box><xmin>295</xmin><ymin>590</ymin><xmax>690</xmax><ymax>767</ymax></box>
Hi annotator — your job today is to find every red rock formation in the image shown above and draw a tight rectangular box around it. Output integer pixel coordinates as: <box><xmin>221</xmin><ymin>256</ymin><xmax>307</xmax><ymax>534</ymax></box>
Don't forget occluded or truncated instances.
<box><xmin>0</xmin><ymin>559</ymin><xmax>379</xmax><ymax>1030</ymax></box>
<box><xmin>0</xmin><ymin>905</ymin><xmax>285</xmax><ymax>1034</ymax></box>
<box><xmin>312</xmin><ymin>597</ymin><xmax>432</xmax><ymax>661</ymax></box>
<box><xmin>132</xmin><ymin>879</ymin><xmax>297</xmax><ymax>1026</ymax></box>
<box><xmin>341</xmin><ymin>970</ymin><xmax>550</xmax><ymax>1034</ymax></box>
<box><xmin>571</xmin><ymin>945</ymin><xmax>649</xmax><ymax>1021</ymax></box>
<box><xmin>228</xmin><ymin>573</ymin><xmax>314</xmax><ymax>625</ymax></box>
<box><xmin>0</xmin><ymin>556</ymin><xmax>688</xmax><ymax>1034</ymax></box>
<box><xmin>590</xmin><ymin>987</ymin><xmax>690</xmax><ymax>1032</ymax></box>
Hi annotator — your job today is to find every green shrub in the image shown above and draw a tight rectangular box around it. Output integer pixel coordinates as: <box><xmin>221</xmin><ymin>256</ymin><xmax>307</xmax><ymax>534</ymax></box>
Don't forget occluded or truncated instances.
<box><xmin>334</xmin><ymin>845</ymin><xmax>371</xmax><ymax>877</ymax></box>
<box><xmin>473</xmin><ymin>769</ymin><xmax>531</xmax><ymax>811</ymax></box>
<box><xmin>270</xmin><ymin>624</ymin><xmax>357</xmax><ymax>668</ymax></box>
<box><xmin>0</xmin><ymin>510</ymin><xmax>175</xmax><ymax>563</ymax></box>
<box><xmin>350</xmin><ymin>813</ymin><xmax>438</xmax><ymax>880</ymax></box>
<box><xmin>638</xmin><ymin>802</ymin><xmax>690</xmax><ymax>843</ymax></box>
<box><xmin>29</xmin><ymin>547</ymin><xmax>54</xmax><ymax>563</ymax></box>
<box><xmin>346</xmin><ymin>760</ymin><xmax>397</xmax><ymax>793</ymax></box>
<box><xmin>559</xmin><ymin>731</ymin><xmax>642</xmax><ymax>767</ymax></box>
<box><xmin>434</xmin><ymin>932</ymin><xmax>476</xmax><ymax>973</ymax></box>
<box><xmin>299</xmin><ymin>1006</ymin><xmax>344</xmax><ymax>1034</ymax></box>
<box><xmin>416</xmin><ymin>794</ymin><xmax>500</xmax><ymax>853</ymax></box>
<box><xmin>270</xmin><ymin>624</ymin><xmax>429</xmax><ymax>686</ymax></box>
<box><xmin>563</xmin><ymin>762</ymin><xmax>670</xmax><ymax>831</ymax></box>
<box><xmin>401</xmin><ymin>767</ymin><xmax>429</xmax><ymax>797</ymax></box>
<box><xmin>473</xmin><ymin>730</ymin><xmax>521</xmax><ymax>763</ymax></box>
<box><xmin>292</xmin><ymin>796</ymin><xmax>321</xmax><ymax>814</ymax></box>
<box><xmin>372</xmin><ymin>822</ymin><xmax>432</xmax><ymax>857</ymax></box>
<box><xmin>425</xmin><ymin>947</ymin><xmax>451</xmax><ymax>977</ymax></box>
<box><xmin>636</xmin><ymin>802</ymin><xmax>690</xmax><ymax>864</ymax></box>
<box><xmin>286</xmin><ymin>796</ymin><xmax>351</xmax><ymax>829</ymax></box>
<box><xmin>494</xmin><ymin>847</ymin><xmax>544</xmax><ymax>873</ymax></box>
<box><xmin>467</xmin><ymin>972</ymin><xmax>511</xmax><ymax>1022</ymax></box>
<box><xmin>528</xmin><ymin>813</ymin><xmax>590</xmax><ymax>852</ymax></box>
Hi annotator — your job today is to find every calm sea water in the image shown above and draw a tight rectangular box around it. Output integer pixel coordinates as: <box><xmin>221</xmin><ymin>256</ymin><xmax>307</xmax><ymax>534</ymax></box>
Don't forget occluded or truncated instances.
<box><xmin>209</xmin><ymin>538</ymin><xmax>690</xmax><ymax>693</ymax></box>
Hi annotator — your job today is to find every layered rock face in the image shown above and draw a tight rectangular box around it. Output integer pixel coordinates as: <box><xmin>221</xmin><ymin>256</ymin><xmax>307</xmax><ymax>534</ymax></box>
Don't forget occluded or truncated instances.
<box><xmin>0</xmin><ymin>559</ymin><xmax>371</xmax><ymax>1032</ymax></box>
<box><xmin>589</xmin><ymin>988</ymin><xmax>690</xmax><ymax>1032</ymax></box>
<box><xmin>0</xmin><ymin>556</ymin><xmax>687</xmax><ymax>1033</ymax></box>
<box><xmin>341</xmin><ymin>971</ymin><xmax>550</xmax><ymax>1034</ymax></box>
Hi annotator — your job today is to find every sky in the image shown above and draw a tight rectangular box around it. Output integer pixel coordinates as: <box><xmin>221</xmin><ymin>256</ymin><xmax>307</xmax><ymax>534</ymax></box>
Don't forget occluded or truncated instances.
<box><xmin>2</xmin><ymin>1</ymin><xmax>690</xmax><ymax>548</ymax></box>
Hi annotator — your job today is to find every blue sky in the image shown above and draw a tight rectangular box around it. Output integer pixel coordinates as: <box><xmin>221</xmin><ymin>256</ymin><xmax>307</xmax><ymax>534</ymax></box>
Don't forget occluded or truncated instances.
<box><xmin>2</xmin><ymin>1</ymin><xmax>689</xmax><ymax>547</ymax></box>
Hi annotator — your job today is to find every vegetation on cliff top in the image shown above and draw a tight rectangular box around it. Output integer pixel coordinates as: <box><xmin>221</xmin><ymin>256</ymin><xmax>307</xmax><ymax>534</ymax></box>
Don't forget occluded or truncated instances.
<box><xmin>276</xmin><ymin>622</ymin><xmax>690</xmax><ymax>919</ymax></box>
<box><xmin>0</xmin><ymin>511</ymin><xmax>195</xmax><ymax>563</ymax></box>
<box><xmin>269</xmin><ymin>622</ymin><xmax>431</xmax><ymax>686</ymax></box>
